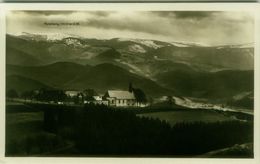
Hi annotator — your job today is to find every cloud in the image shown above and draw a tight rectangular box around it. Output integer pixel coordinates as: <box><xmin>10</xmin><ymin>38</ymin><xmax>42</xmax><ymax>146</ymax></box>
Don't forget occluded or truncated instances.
<box><xmin>89</xmin><ymin>11</ymin><xmax>115</xmax><ymax>17</ymax></box>
<box><xmin>85</xmin><ymin>12</ymin><xmax>169</xmax><ymax>35</ymax></box>
<box><xmin>6</xmin><ymin>10</ymin><xmax>254</xmax><ymax>46</ymax></box>
<box><xmin>151</xmin><ymin>11</ymin><xmax>217</xmax><ymax>20</ymax></box>
<box><xmin>13</xmin><ymin>10</ymin><xmax>114</xmax><ymax>17</ymax></box>
<box><xmin>15</xmin><ymin>11</ymin><xmax>76</xmax><ymax>16</ymax></box>
<box><xmin>174</xmin><ymin>11</ymin><xmax>217</xmax><ymax>19</ymax></box>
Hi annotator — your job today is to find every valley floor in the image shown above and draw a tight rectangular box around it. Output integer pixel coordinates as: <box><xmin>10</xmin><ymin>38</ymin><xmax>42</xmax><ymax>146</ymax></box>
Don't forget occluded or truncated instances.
<box><xmin>172</xmin><ymin>96</ymin><xmax>253</xmax><ymax>115</ymax></box>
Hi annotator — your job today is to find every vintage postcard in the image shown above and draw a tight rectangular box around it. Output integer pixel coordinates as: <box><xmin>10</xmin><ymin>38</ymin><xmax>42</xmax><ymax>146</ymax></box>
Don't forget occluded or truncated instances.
<box><xmin>0</xmin><ymin>2</ymin><xmax>260</xmax><ymax>164</ymax></box>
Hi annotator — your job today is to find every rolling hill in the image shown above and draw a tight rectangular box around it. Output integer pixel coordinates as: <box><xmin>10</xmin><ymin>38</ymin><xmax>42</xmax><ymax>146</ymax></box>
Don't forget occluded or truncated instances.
<box><xmin>149</xmin><ymin>45</ymin><xmax>254</xmax><ymax>72</ymax></box>
<box><xmin>156</xmin><ymin>69</ymin><xmax>254</xmax><ymax>100</ymax></box>
<box><xmin>6</xmin><ymin>62</ymin><xmax>90</xmax><ymax>88</ymax></box>
<box><xmin>6</xmin><ymin>62</ymin><xmax>173</xmax><ymax>97</ymax></box>
<box><xmin>6</xmin><ymin>61</ymin><xmax>254</xmax><ymax>101</ymax></box>
<box><xmin>6</xmin><ymin>75</ymin><xmax>51</xmax><ymax>94</ymax></box>
<box><xmin>6</xmin><ymin>45</ymin><xmax>43</xmax><ymax>66</ymax></box>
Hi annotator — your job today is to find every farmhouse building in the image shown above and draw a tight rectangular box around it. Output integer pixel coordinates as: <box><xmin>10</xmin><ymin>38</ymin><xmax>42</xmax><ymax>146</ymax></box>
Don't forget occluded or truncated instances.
<box><xmin>104</xmin><ymin>90</ymin><xmax>136</xmax><ymax>107</ymax></box>
<box><xmin>84</xmin><ymin>95</ymin><xmax>109</xmax><ymax>105</ymax></box>
<box><xmin>65</xmin><ymin>90</ymin><xmax>81</xmax><ymax>97</ymax></box>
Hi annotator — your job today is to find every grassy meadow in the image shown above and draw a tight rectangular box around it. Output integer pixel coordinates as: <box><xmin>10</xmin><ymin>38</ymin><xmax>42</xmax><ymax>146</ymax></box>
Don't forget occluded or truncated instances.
<box><xmin>137</xmin><ymin>110</ymin><xmax>235</xmax><ymax>126</ymax></box>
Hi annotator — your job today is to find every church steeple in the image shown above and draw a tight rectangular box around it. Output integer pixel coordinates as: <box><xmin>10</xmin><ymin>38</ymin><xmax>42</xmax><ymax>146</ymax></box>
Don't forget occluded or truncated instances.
<box><xmin>129</xmin><ymin>82</ymin><xmax>133</xmax><ymax>93</ymax></box>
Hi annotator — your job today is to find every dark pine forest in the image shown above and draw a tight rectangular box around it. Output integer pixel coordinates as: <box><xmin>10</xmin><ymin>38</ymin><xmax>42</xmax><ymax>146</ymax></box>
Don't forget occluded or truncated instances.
<box><xmin>6</xmin><ymin>103</ymin><xmax>253</xmax><ymax>157</ymax></box>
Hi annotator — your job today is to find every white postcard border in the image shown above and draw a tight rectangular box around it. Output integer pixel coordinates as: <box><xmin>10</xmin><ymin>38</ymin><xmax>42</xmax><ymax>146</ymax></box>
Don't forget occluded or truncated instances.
<box><xmin>0</xmin><ymin>3</ymin><xmax>259</xmax><ymax>164</ymax></box>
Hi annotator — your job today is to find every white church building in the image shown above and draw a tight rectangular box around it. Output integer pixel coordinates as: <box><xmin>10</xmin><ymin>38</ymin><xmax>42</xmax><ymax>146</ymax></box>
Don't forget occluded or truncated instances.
<box><xmin>103</xmin><ymin>90</ymin><xmax>137</xmax><ymax>107</ymax></box>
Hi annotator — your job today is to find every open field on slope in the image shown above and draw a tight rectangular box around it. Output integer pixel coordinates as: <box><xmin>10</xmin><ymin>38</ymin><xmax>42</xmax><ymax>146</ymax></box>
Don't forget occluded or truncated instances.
<box><xmin>137</xmin><ymin>109</ymin><xmax>236</xmax><ymax>126</ymax></box>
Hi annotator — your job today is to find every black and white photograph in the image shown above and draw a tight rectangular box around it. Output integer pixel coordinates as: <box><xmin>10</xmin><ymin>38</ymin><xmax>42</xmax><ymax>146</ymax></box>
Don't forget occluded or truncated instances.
<box><xmin>4</xmin><ymin>8</ymin><xmax>256</xmax><ymax>158</ymax></box>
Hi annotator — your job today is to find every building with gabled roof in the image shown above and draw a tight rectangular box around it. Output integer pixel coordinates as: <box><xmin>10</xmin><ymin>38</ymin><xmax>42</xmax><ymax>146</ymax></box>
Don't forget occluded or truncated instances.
<box><xmin>84</xmin><ymin>95</ymin><xmax>109</xmax><ymax>106</ymax></box>
<box><xmin>65</xmin><ymin>90</ymin><xmax>81</xmax><ymax>97</ymax></box>
<box><xmin>104</xmin><ymin>90</ymin><xmax>136</xmax><ymax>107</ymax></box>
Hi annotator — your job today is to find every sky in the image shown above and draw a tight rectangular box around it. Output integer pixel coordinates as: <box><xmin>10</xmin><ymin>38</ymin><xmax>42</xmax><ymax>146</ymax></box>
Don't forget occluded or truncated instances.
<box><xmin>6</xmin><ymin>10</ymin><xmax>254</xmax><ymax>46</ymax></box>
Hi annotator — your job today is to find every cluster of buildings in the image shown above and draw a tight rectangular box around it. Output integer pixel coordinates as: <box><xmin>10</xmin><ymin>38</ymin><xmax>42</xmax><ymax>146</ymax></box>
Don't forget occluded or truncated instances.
<box><xmin>65</xmin><ymin>89</ymin><xmax>148</xmax><ymax>108</ymax></box>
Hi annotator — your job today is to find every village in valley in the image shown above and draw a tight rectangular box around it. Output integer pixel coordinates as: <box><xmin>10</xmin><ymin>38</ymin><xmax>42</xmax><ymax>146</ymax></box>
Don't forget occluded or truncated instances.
<box><xmin>65</xmin><ymin>82</ymin><xmax>149</xmax><ymax>107</ymax></box>
<box><xmin>7</xmin><ymin>83</ymin><xmax>150</xmax><ymax>108</ymax></box>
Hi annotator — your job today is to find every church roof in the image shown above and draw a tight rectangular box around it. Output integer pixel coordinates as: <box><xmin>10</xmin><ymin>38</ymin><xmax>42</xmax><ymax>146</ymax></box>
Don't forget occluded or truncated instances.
<box><xmin>107</xmin><ymin>90</ymin><xmax>135</xmax><ymax>100</ymax></box>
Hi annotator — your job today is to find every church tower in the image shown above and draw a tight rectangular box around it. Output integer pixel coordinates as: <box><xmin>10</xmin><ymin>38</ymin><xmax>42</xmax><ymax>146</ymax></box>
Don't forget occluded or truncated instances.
<box><xmin>129</xmin><ymin>82</ymin><xmax>133</xmax><ymax>93</ymax></box>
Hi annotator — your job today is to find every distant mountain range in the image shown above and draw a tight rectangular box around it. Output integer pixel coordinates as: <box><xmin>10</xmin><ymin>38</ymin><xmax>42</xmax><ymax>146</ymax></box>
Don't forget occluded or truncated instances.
<box><xmin>6</xmin><ymin>33</ymin><xmax>254</xmax><ymax>106</ymax></box>
<box><xmin>7</xmin><ymin>33</ymin><xmax>254</xmax><ymax>74</ymax></box>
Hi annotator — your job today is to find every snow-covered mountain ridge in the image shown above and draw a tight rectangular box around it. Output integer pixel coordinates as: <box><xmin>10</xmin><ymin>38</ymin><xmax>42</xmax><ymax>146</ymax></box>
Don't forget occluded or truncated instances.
<box><xmin>11</xmin><ymin>32</ymin><xmax>254</xmax><ymax>49</ymax></box>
